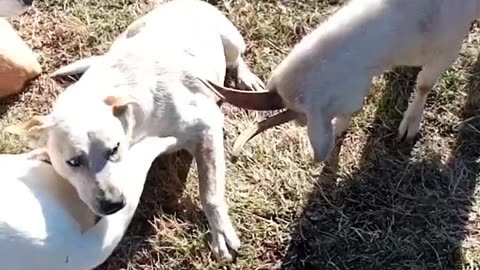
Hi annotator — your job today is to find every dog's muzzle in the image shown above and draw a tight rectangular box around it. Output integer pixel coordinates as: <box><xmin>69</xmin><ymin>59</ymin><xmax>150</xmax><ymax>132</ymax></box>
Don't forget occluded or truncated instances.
<box><xmin>97</xmin><ymin>195</ymin><xmax>126</xmax><ymax>215</ymax></box>
<box><xmin>21</xmin><ymin>0</ymin><xmax>33</xmax><ymax>5</ymax></box>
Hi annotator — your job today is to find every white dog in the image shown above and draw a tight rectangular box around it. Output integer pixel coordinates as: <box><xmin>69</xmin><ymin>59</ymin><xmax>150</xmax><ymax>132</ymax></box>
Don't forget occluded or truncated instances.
<box><xmin>0</xmin><ymin>0</ymin><xmax>33</xmax><ymax>17</ymax></box>
<box><xmin>7</xmin><ymin>0</ymin><xmax>265</xmax><ymax>261</ymax></box>
<box><xmin>0</xmin><ymin>136</ymin><xmax>176</xmax><ymax>270</ymax></box>
<box><xmin>201</xmin><ymin>0</ymin><xmax>480</xmax><ymax>162</ymax></box>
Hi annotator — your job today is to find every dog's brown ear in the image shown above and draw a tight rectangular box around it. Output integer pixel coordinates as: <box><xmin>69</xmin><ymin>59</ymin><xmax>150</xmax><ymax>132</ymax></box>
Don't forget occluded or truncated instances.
<box><xmin>197</xmin><ymin>78</ymin><xmax>285</xmax><ymax>111</ymax></box>
<box><xmin>25</xmin><ymin>148</ymin><xmax>51</xmax><ymax>164</ymax></box>
<box><xmin>4</xmin><ymin>116</ymin><xmax>52</xmax><ymax>147</ymax></box>
<box><xmin>103</xmin><ymin>95</ymin><xmax>136</xmax><ymax>117</ymax></box>
<box><xmin>104</xmin><ymin>95</ymin><xmax>143</xmax><ymax>143</ymax></box>
<box><xmin>5</xmin><ymin>116</ymin><xmax>50</xmax><ymax>135</ymax></box>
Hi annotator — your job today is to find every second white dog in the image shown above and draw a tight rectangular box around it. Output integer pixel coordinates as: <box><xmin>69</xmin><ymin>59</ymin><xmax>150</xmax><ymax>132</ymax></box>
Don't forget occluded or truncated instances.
<box><xmin>0</xmin><ymin>136</ymin><xmax>176</xmax><ymax>270</ymax></box>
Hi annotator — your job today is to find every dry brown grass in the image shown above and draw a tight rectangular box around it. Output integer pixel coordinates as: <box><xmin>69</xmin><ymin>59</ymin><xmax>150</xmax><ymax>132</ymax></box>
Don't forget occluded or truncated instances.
<box><xmin>1</xmin><ymin>0</ymin><xmax>480</xmax><ymax>269</ymax></box>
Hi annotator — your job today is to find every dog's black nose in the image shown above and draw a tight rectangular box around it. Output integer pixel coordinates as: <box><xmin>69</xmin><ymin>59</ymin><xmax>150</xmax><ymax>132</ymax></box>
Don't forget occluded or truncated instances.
<box><xmin>98</xmin><ymin>196</ymin><xmax>126</xmax><ymax>215</ymax></box>
<box><xmin>21</xmin><ymin>0</ymin><xmax>34</xmax><ymax>6</ymax></box>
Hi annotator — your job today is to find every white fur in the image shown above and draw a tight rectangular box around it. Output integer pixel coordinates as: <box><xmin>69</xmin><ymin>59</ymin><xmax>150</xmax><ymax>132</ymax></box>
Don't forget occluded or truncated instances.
<box><xmin>266</xmin><ymin>0</ymin><xmax>480</xmax><ymax>162</ymax></box>
<box><xmin>12</xmin><ymin>0</ymin><xmax>264</xmax><ymax>261</ymax></box>
<box><xmin>0</xmin><ymin>0</ymin><xmax>32</xmax><ymax>17</ymax></box>
<box><xmin>0</xmin><ymin>136</ymin><xmax>177</xmax><ymax>270</ymax></box>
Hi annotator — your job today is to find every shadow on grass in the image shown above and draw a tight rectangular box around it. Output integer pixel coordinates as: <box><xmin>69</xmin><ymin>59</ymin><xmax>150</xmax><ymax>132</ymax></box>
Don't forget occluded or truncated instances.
<box><xmin>281</xmin><ymin>62</ymin><xmax>480</xmax><ymax>269</ymax></box>
<box><xmin>0</xmin><ymin>94</ymin><xmax>21</xmax><ymax>118</ymax></box>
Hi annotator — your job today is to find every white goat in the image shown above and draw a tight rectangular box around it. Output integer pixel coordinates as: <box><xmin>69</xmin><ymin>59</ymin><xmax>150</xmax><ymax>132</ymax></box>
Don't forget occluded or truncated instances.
<box><xmin>7</xmin><ymin>0</ymin><xmax>265</xmax><ymax>261</ymax></box>
<box><xmin>201</xmin><ymin>0</ymin><xmax>480</xmax><ymax>162</ymax></box>
<box><xmin>0</xmin><ymin>136</ymin><xmax>177</xmax><ymax>270</ymax></box>
<box><xmin>0</xmin><ymin>0</ymin><xmax>33</xmax><ymax>17</ymax></box>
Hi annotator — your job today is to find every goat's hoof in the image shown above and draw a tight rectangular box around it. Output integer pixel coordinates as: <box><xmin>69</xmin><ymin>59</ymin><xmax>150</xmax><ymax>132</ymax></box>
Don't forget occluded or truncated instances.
<box><xmin>398</xmin><ymin>115</ymin><xmax>421</xmax><ymax>142</ymax></box>
<box><xmin>397</xmin><ymin>127</ymin><xmax>417</xmax><ymax>142</ymax></box>
<box><xmin>332</xmin><ymin>115</ymin><xmax>351</xmax><ymax>137</ymax></box>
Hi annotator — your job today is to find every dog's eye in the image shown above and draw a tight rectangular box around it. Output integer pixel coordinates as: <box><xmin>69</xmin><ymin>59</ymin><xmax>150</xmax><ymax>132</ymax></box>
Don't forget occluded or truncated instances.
<box><xmin>110</xmin><ymin>143</ymin><xmax>120</xmax><ymax>157</ymax></box>
<box><xmin>66</xmin><ymin>157</ymin><xmax>82</xmax><ymax>167</ymax></box>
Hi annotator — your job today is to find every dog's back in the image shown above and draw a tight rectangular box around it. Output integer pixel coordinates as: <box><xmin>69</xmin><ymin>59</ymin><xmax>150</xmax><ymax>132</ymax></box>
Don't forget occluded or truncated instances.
<box><xmin>99</xmin><ymin>0</ymin><xmax>238</xmax><ymax>84</ymax></box>
<box><xmin>55</xmin><ymin>0</ymin><xmax>239</xmax><ymax>140</ymax></box>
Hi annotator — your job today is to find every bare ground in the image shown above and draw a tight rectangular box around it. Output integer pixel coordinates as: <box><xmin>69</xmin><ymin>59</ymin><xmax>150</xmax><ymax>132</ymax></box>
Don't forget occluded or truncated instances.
<box><xmin>1</xmin><ymin>0</ymin><xmax>479</xmax><ymax>269</ymax></box>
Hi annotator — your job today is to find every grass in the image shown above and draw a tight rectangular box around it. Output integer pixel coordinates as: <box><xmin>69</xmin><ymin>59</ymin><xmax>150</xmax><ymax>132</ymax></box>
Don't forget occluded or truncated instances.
<box><xmin>1</xmin><ymin>0</ymin><xmax>480</xmax><ymax>269</ymax></box>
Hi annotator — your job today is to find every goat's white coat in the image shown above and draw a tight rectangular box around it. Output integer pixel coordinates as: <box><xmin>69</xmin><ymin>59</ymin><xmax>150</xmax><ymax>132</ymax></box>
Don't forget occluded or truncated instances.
<box><xmin>11</xmin><ymin>0</ymin><xmax>263</xmax><ymax>261</ymax></box>
<box><xmin>0</xmin><ymin>137</ymin><xmax>177</xmax><ymax>270</ymax></box>
<box><xmin>266</xmin><ymin>0</ymin><xmax>480</xmax><ymax>161</ymax></box>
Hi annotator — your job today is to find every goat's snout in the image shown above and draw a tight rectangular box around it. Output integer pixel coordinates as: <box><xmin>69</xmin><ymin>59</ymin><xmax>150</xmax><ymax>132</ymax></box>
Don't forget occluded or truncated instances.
<box><xmin>20</xmin><ymin>0</ymin><xmax>33</xmax><ymax>6</ymax></box>
<box><xmin>97</xmin><ymin>195</ymin><xmax>126</xmax><ymax>215</ymax></box>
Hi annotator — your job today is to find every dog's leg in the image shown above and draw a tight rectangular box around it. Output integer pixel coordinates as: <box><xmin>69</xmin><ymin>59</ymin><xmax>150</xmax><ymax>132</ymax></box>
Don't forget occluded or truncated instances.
<box><xmin>218</xmin><ymin>19</ymin><xmax>265</xmax><ymax>92</ymax></box>
<box><xmin>332</xmin><ymin>114</ymin><xmax>352</xmax><ymax>137</ymax></box>
<box><xmin>193</xmin><ymin>114</ymin><xmax>240</xmax><ymax>262</ymax></box>
<box><xmin>398</xmin><ymin>51</ymin><xmax>459</xmax><ymax>141</ymax></box>
<box><xmin>229</xmin><ymin>57</ymin><xmax>265</xmax><ymax>92</ymax></box>
<box><xmin>218</xmin><ymin>19</ymin><xmax>265</xmax><ymax>122</ymax></box>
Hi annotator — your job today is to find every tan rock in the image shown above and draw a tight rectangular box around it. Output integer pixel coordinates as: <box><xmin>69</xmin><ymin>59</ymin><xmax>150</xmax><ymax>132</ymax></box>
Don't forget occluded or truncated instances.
<box><xmin>0</xmin><ymin>18</ymin><xmax>42</xmax><ymax>98</ymax></box>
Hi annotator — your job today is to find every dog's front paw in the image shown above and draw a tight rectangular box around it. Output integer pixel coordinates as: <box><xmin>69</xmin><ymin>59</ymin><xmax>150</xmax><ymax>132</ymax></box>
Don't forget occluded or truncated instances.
<box><xmin>236</xmin><ymin>72</ymin><xmax>265</xmax><ymax>92</ymax></box>
<box><xmin>211</xmin><ymin>227</ymin><xmax>241</xmax><ymax>262</ymax></box>
<box><xmin>234</xmin><ymin>61</ymin><xmax>265</xmax><ymax>92</ymax></box>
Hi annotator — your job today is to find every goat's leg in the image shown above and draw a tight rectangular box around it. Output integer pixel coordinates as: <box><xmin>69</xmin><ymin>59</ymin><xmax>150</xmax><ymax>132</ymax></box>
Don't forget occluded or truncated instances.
<box><xmin>332</xmin><ymin>114</ymin><xmax>352</xmax><ymax>137</ymax></box>
<box><xmin>398</xmin><ymin>53</ymin><xmax>459</xmax><ymax>141</ymax></box>
<box><xmin>193</xmin><ymin>116</ymin><xmax>240</xmax><ymax>262</ymax></box>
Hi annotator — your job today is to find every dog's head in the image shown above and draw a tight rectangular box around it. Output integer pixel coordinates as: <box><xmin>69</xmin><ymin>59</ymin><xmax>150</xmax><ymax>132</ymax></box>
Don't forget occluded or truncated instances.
<box><xmin>0</xmin><ymin>0</ymin><xmax>33</xmax><ymax>17</ymax></box>
<box><xmin>7</xmin><ymin>94</ymin><xmax>142</xmax><ymax>216</ymax></box>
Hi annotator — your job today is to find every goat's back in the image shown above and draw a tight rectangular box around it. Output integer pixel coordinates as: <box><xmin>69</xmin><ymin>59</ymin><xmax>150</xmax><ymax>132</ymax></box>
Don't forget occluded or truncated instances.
<box><xmin>267</xmin><ymin>0</ymin><xmax>479</xmax><ymax>114</ymax></box>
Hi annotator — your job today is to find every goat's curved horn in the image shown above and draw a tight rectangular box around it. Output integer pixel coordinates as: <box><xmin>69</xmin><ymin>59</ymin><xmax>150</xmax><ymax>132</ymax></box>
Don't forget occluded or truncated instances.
<box><xmin>232</xmin><ymin>109</ymin><xmax>298</xmax><ymax>157</ymax></box>
<box><xmin>197</xmin><ymin>78</ymin><xmax>285</xmax><ymax>111</ymax></box>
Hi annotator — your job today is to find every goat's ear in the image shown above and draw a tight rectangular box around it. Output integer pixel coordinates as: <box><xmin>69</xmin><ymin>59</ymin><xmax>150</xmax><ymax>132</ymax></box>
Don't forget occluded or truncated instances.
<box><xmin>4</xmin><ymin>116</ymin><xmax>53</xmax><ymax>147</ymax></box>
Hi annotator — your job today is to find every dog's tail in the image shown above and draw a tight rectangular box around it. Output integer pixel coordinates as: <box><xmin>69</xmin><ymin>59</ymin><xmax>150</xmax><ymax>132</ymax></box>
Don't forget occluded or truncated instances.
<box><xmin>50</xmin><ymin>55</ymin><xmax>103</xmax><ymax>77</ymax></box>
